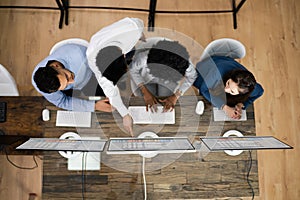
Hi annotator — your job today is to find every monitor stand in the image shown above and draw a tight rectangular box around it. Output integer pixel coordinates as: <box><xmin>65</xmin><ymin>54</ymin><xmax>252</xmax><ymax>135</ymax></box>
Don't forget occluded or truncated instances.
<box><xmin>58</xmin><ymin>132</ymin><xmax>101</xmax><ymax>171</ymax></box>
<box><xmin>138</xmin><ymin>131</ymin><xmax>159</xmax><ymax>158</ymax></box>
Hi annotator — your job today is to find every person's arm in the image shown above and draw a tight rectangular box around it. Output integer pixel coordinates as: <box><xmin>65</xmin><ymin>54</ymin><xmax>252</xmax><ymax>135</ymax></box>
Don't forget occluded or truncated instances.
<box><xmin>96</xmin><ymin>75</ymin><xmax>133</xmax><ymax>135</ymax></box>
<box><xmin>222</xmin><ymin>104</ymin><xmax>242</xmax><ymax>119</ymax></box>
<box><xmin>177</xmin><ymin>63</ymin><xmax>197</xmax><ymax>95</ymax></box>
<box><xmin>129</xmin><ymin>51</ymin><xmax>148</xmax><ymax>87</ymax></box>
<box><xmin>139</xmin><ymin>84</ymin><xmax>159</xmax><ymax>112</ymax></box>
<box><xmin>198</xmin><ymin>81</ymin><xmax>226</xmax><ymax>109</ymax></box>
<box><xmin>42</xmin><ymin>91</ymin><xmax>95</xmax><ymax>112</ymax></box>
<box><xmin>160</xmin><ymin>63</ymin><xmax>197</xmax><ymax>112</ymax></box>
<box><xmin>95</xmin><ymin>75</ymin><xmax>129</xmax><ymax>116</ymax></box>
<box><xmin>194</xmin><ymin>59</ymin><xmax>227</xmax><ymax>109</ymax></box>
<box><xmin>129</xmin><ymin>52</ymin><xmax>159</xmax><ymax>112</ymax></box>
<box><xmin>94</xmin><ymin>98</ymin><xmax>115</xmax><ymax>112</ymax></box>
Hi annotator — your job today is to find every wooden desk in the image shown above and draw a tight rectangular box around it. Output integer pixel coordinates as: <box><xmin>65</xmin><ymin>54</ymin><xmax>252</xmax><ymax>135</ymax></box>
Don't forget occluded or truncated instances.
<box><xmin>0</xmin><ymin>96</ymin><xmax>44</xmax><ymax>136</ymax></box>
<box><xmin>0</xmin><ymin>96</ymin><xmax>258</xmax><ymax>199</ymax></box>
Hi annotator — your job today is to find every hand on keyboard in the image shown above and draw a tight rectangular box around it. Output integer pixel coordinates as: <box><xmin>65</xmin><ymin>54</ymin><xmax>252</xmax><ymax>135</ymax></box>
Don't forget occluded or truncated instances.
<box><xmin>222</xmin><ymin>105</ymin><xmax>241</xmax><ymax>119</ymax></box>
<box><xmin>140</xmin><ymin>85</ymin><xmax>159</xmax><ymax>112</ymax></box>
<box><xmin>159</xmin><ymin>94</ymin><xmax>177</xmax><ymax>112</ymax></box>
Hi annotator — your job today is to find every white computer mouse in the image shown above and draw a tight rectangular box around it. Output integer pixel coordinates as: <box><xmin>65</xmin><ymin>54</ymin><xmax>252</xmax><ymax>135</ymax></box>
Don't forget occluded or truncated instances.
<box><xmin>195</xmin><ymin>101</ymin><xmax>204</xmax><ymax>115</ymax></box>
<box><xmin>42</xmin><ymin>109</ymin><xmax>50</xmax><ymax>121</ymax></box>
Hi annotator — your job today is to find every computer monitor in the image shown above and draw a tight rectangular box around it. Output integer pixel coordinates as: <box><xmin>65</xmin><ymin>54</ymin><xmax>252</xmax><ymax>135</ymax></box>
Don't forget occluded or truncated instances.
<box><xmin>106</xmin><ymin>137</ymin><xmax>196</xmax><ymax>155</ymax></box>
<box><xmin>200</xmin><ymin>136</ymin><xmax>293</xmax><ymax>151</ymax></box>
<box><xmin>16</xmin><ymin>138</ymin><xmax>107</xmax><ymax>152</ymax></box>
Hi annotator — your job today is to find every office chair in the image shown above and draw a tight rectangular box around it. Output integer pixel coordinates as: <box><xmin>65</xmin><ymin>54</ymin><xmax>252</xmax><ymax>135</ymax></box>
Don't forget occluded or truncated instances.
<box><xmin>0</xmin><ymin>64</ymin><xmax>19</xmax><ymax>96</ymax></box>
<box><xmin>200</xmin><ymin>38</ymin><xmax>246</xmax><ymax>61</ymax></box>
<box><xmin>49</xmin><ymin>38</ymin><xmax>89</xmax><ymax>55</ymax></box>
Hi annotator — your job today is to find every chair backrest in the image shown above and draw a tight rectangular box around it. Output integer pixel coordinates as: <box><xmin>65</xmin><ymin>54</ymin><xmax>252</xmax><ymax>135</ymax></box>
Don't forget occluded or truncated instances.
<box><xmin>0</xmin><ymin>64</ymin><xmax>19</xmax><ymax>96</ymax></box>
<box><xmin>200</xmin><ymin>38</ymin><xmax>246</xmax><ymax>61</ymax></box>
<box><xmin>49</xmin><ymin>38</ymin><xmax>89</xmax><ymax>55</ymax></box>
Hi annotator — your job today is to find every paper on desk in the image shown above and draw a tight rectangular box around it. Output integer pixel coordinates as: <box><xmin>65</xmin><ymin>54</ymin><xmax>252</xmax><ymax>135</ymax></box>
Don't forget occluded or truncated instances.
<box><xmin>213</xmin><ymin>107</ymin><xmax>247</xmax><ymax>121</ymax></box>
<box><xmin>128</xmin><ymin>106</ymin><xmax>175</xmax><ymax>124</ymax></box>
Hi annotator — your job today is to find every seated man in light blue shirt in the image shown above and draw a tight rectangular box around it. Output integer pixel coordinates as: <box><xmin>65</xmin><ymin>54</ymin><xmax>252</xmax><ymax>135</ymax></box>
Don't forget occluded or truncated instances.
<box><xmin>32</xmin><ymin>43</ymin><xmax>113</xmax><ymax>112</ymax></box>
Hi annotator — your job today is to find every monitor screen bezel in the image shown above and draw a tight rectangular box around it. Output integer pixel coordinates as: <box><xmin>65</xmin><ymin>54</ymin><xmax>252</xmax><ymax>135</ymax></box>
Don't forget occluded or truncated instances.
<box><xmin>106</xmin><ymin>137</ymin><xmax>196</xmax><ymax>154</ymax></box>
<box><xmin>200</xmin><ymin>136</ymin><xmax>293</xmax><ymax>151</ymax></box>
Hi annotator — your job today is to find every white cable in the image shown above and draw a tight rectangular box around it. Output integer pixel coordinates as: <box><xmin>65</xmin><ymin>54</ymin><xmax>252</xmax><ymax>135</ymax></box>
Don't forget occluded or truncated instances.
<box><xmin>142</xmin><ymin>157</ymin><xmax>147</xmax><ymax>200</ymax></box>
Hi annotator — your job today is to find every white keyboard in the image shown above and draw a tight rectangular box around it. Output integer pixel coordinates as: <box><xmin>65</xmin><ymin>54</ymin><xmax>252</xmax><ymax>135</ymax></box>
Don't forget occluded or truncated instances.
<box><xmin>56</xmin><ymin>110</ymin><xmax>92</xmax><ymax>127</ymax></box>
<box><xmin>213</xmin><ymin>107</ymin><xmax>247</xmax><ymax>121</ymax></box>
<box><xmin>128</xmin><ymin>106</ymin><xmax>175</xmax><ymax>124</ymax></box>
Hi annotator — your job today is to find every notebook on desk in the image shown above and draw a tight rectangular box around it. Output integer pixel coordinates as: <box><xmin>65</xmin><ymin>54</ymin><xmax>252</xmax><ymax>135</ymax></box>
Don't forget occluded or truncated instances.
<box><xmin>56</xmin><ymin>110</ymin><xmax>92</xmax><ymax>127</ymax></box>
<box><xmin>213</xmin><ymin>107</ymin><xmax>247</xmax><ymax>121</ymax></box>
<box><xmin>128</xmin><ymin>106</ymin><xmax>175</xmax><ymax>124</ymax></box>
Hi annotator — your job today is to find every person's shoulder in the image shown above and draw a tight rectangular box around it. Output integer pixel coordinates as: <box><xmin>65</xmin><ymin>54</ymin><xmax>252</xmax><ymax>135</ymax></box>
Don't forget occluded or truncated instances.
<box><xmin>55</xmin><ymin>44</ymin><xmax>87</xmax><ymax>56</ymax></box>
<box><xmin>211</xmin><ymin>55</ymin><xmax>235</xmax><ymax>62</ymax></box>
<box><xmin>59</xmin><ymin>43</ymin><xmax>86</xmax><ymax>50</ymax></box>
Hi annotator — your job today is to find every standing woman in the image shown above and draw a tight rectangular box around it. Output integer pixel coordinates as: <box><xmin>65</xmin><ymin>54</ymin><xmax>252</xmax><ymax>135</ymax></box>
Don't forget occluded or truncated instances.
<box><xmin>193</xmin><ymin>56</ymin><xmax>264</xmax><ymax>119</ymax></box>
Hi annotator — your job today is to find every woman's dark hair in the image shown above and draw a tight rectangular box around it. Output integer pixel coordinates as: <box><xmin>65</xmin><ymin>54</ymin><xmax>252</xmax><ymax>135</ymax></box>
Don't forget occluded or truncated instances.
<box><xmin>33</xmin><ymin>61</ymin><xmax>60</xmax><ymax>93</ymax></box>
<box><xmin>223</xmin><ymin>69</ymin><xmax>257</xmax><ymax>106</ymax></box>
<box><xmin>147</xmin><ymin>40</ymin><xmax>190</xmax><ymax>82</ymax></box>
<box><xmin>96</xmin><ymin>46</ymin><xmax>127</xmax><ymax>85</ymax></box>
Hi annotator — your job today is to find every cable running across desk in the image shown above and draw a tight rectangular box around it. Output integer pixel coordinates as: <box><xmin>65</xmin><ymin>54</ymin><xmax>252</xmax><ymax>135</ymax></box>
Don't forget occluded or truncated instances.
<box><xmin>82</xmin><ymin>152</ymin><xmax>87</xmax><ymax>200</ymax></box>
<box><xmin>247</xmin><ymin>150</ymin><xmax>255</xmax><ymax>200</ymax></box>
<box><xmin>142</xmin><ymin>157</ymin><xmax>147</xmax><ymax>200</ymax></box>
<box><xmin>4</xmin><ymin>147</ymin><xmax>38</xmax><ymax>170</ymax></box>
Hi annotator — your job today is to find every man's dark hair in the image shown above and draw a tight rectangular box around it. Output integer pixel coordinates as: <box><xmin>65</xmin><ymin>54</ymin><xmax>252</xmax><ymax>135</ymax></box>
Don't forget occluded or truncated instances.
<box><xmin>96</xmin><ymin>46</ymin><xmax>127</xmax><ymax>85</ymax></box>
<box><xmin>33</xmin><ymin>61</ymin><xmax>60</xmax><ymax>93</ymax></box>
<box><xmin>147</xmin><ymin>40</ymin><xmax>190</xmax><ymax>82</ymax></box>
<box><xmin>223</xmin><ymin>69</ymin><xmax>257</xmax><ymax>106</ymax></box>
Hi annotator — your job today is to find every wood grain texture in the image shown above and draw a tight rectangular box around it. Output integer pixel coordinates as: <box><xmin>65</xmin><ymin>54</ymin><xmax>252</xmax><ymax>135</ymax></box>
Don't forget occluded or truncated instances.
<box><xmin>41</xmin><ymin>96</ymin><xmax>257</xmax><ymax>199</ymax></box>
<box><xmin>0</xmin><ymin>0</ymin><xmax>299</xmax><ymax>199</ymax></box>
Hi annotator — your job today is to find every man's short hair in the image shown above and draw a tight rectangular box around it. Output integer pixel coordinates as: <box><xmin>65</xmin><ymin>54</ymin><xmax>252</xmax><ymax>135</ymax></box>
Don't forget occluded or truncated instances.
<box><xmin>147</xmin><ymin>40</ymin><xmax>190</xmax><ymax>82</ymax></box>
<box><xmin>33</xmin><ymin>61</ymin><xmax>60</xmax><ymax>93</ymax></box>
<box><xmin>96</xmin><ymin>46</ymin><xmax>127</xmax><ymax>85</ymax></box>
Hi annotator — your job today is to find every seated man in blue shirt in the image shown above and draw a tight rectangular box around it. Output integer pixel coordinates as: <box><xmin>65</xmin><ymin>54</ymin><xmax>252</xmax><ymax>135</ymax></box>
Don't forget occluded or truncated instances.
<box><xmin>193</xmin><ymin>56</ymin><xmax>264</xmax><ymax>119</ymax></box>
<box><xmin>32</xmin><ymin>43</ymin><xmax>113</xmax><ymax>112</ymax></box>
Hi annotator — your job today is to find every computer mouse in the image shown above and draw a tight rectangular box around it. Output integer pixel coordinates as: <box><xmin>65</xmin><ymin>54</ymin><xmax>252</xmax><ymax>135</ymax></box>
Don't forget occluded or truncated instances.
<box><xmin>42</xmin><ymin>109</ymin><xmax>50</xmax><ymax>121</ymax></box>
<box><xmin>195</xmin><ymin>101</ymin><xmax>204</xmax><ymax>115</ymax></box>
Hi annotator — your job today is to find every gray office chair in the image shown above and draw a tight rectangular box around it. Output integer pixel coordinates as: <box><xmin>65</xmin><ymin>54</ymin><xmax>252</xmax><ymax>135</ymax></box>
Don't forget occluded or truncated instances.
<box><xmin>49</xmin><ymin>38</ymin><xmax>89</xmax><ymax>55</ymax></box>
<box><xmin>200</xmin><ymin>38</ymin><xmax>246</xmax><ymax>61</ymax></box>
<box><xmin>0</xmin><ymin>64</ymin><xmax>19</xmax><ymax>96</ymax></box>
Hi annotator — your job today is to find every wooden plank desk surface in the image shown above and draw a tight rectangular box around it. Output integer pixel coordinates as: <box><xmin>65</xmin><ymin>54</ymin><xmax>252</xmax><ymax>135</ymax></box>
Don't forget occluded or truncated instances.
<box><xmin>0</xmin><ymin>96</ymin><xmax>45</xmax><ymax>154</ymax></box>
<box><xmin>42</xmin><ymin>95</ymin><xmax>258</xmax><ymax>199</ymax></box>
<box><xmin>0</xmin><ymin>96</ymin><xmax>44</xmax><ymax>136</ymax></box>
<box><xmin>0</xmin><ymin>96</ymin><xmax>258</xmax><ymax>199</ymax></box>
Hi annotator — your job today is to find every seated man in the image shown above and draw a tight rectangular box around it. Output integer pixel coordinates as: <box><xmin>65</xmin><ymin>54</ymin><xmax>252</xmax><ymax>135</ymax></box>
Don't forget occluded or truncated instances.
<box><xmin>86</xmin><ymin>17</ymin><xmax>145</xmax><ymax>135</ymax></box>
<box><xmin>193</xmin><ymin>56</ymin><xmax>264</xmax><ymax>119</ymax></box>
<box><xmin>32</xmin><ymin>43</ymin><xmax>113</xmax><ymax>112</ymax></box>
<box><xmin>129</xmin><ymin>37</ymin><xmax>197</xmax><ymax>112</ymax></box>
